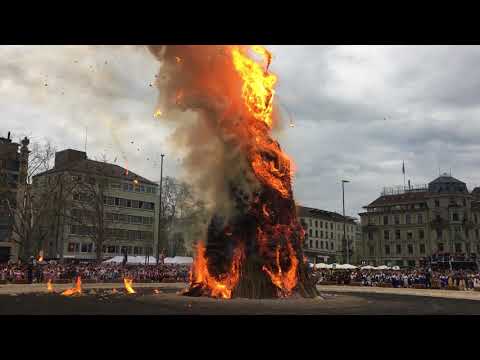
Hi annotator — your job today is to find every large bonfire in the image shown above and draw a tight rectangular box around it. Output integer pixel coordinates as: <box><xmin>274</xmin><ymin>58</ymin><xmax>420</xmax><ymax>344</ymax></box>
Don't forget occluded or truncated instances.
<box><xmin>148</xmin><ymin>45</ymin><xmax>318</xmax><ymax>299</ymax></box>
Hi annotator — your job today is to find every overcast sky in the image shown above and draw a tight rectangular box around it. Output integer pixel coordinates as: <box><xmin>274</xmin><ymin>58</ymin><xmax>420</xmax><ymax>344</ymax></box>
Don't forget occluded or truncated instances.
<box><xmin>2</xmin><ymin>45</ymin><xmax>480</xmax><ymax>219</ymax></box>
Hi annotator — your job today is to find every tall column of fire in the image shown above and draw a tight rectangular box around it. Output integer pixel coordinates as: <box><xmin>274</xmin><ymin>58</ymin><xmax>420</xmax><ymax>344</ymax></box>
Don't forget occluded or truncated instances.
<box><xmin>148</xmin><ymin>45</ymin><xmax>318</xmax><ymax>299</ymax></box>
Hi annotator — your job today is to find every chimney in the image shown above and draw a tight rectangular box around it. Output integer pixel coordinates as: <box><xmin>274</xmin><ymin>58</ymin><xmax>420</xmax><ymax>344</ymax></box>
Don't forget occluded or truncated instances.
<box><xmin>54</xmin><ymin>149</ymin><xmax>87</xmax><ymax>169</ymax></box>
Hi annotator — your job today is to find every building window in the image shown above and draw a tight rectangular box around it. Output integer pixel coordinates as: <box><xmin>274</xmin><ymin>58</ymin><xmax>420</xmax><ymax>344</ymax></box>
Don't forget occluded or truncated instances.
<box><xmin>385</xmin><ymin>245</ymin><xmax>390</xmax><ymax>255</ymax></box>
<box><xmin>419</xmin><ymin>229</ymin><xmax>424</xmax><ymax>239</ymax></box>
<box><xmin>67</xmin><ymin>242</ymin><xmax>78</xmax><ymax>252</ymax></box>
<box><xmin>330</xmin><ymin>232</ymin><xmax>333</xmax><ymax>239</ymax></box>
<box><xmin>315</xmin><ymin>240</ymin><xmax>319</xmax><ymax>249</ymax></box>
<box><xmin>320</xmin><ymin>231</ymin><xmax>323</xmax><ymax>238</ymax></box>
<box><xmin>383</xmin><ymin>216</ymin><xmax>389</xmax><ymax>225</ymax></box>
<box><xmin>325</xmin><ymin>232</ymin><xmax>328</xmax><ymax>239</ymax></box>
<box><xmin>309</xmin><ymin>240</ymin><xmax>312</xmax><ymax>248</ymax></box>
<box><xmin>369</xmin><ymin>246</ymin><xmax>374</xmax><ymax>256</ymax></box>
<box><xmin>81</xmin><ymin>243</ymin><xmax>88</xmax><ymax>253</ymax></box>
<box><xmin>453</xmin><ymin>213</ymin><xmax>459</xmax><ymax>221</ymax></box>
<box><xmin>309</xmin><ymin>219</ymin><xmax>312</xmax><ymax>226</ymax></box>
<box><xmin>455</xmin><ymin>243</ymin><xmax>462</xmax><ymax>253</ymax></box>
<box><xmin>407</xmin><ymin>232</ymin><xmax>413</xmax><ymax>240</ymax></box>
<box><xmin>463</xmin><ymin>199</ymin><xmax>467</xmax><ymax>207</ymax></box>
<box><xmin>368</xmin><ymin>232</ymin><xmax>373</xmax><ymax>241</ymax></box>
<box><xmin>309</xmin><ymin>229</ymin><xmax>312</xmax><ymax>237</ymax></box>
<box><xmin>476</xmin><ymin>229</ymin><xmax>479</xmax><ymax>240</ymax></box>
<box><xmin>315</xmin><ymin>230</ymin><xmax>319</xmax><ymax>237</ymax></box>
<box><xmin>395</xmin><ymin>230</ymin><xmax>401</xmax><ymax>240</ymax></box>
<box><xmin>408</xmin><ymin>244</ymin><xmax>413</xmax><ymax>255</ymax></box>
<box><xmin>436</xmin><ymin>229</ymin><xmax>442</xmax><ymax>240</ymax></box>
<box><xmin>331</xmin><ymin>242</ymin><xmax>334</xmax><ymax>250</ymax></box>
<box><xmin>320</xmin><ymin>221</ymin><xmax>323</xmax><ymax>228</ymax></box>
<box><xmin>384</xmin><ymin>230</ymin><xmax>390</xmax><ymax>240</ymax></box>
<box><xmin>394</xmin><ymin>215</ymin><xmax>400</xmax><ymax>225</ymax></box>
<box><xmin>435</xmin><ymin>200</ymin><xmax>440</xmax><ymax>208</ymax></box>
<box><xmin>320</xmin><ymin>241</ymin><xmax>324</xmax><ymax>249</ymax></box>
<box><xmin>330</xmin><ymin>223</ymin><xmax>333</xmax><ymax>230</ymax></box>
<box><xmin>438</xmin><ymin>243</ymin><xmax>444</xmax><ymax>252</ymax></box>
<box><xmin>315</xmin><ymin>220</ymin><xmax>318</xmax><ymax>228</ymax></box>
<box><xmin>405</xmin><ymin>214</ymin><xmax>411</xmax><ymax>224</ymax></box>
<box><xmin>466</xmin><ymin>243</ymin><xmax>471</xmax><ymax>254</ymax></box>
<box><xmin>396</xmin><ymin>244</ymin><xmax>402</xmax><ymax>255</ymax></box>
<box><xmin>417</xmin><ymin>214</ymin><xmax>423</xmax><ymax>224</ymax></box>
<box><xmin>420</xmin><ymin>244</ymin><xmax>426</xmax><ymax>254</ymax></box>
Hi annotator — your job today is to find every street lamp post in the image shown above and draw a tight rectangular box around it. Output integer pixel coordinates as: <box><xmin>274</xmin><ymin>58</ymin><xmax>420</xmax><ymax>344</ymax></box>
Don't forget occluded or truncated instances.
<box><xmin>156</xmin><ymin>154</ymin><xmax>165</xmax><ymax>264</ymax></box>
<box><xmin>342</xmin><ymin>180</ymin><xmax>350</xmax><ymax>264</ymax></box>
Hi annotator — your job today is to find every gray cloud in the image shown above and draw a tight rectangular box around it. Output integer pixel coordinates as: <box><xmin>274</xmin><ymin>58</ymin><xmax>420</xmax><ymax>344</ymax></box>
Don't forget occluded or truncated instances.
<box><xmin>2</xmin><ymin>45</ymin><xmax>480</xmax><ymax>219</ymax></box>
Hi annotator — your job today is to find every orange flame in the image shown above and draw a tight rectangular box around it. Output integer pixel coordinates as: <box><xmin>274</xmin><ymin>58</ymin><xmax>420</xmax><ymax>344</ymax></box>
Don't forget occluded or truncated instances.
<box><xmin>232</xmin><ymin>46</ymin><xmax>277</xmax><ymax>128</ymax></box>
<box><xmin>123</xmin><ymin>278</ymin><xmax>136</xmax><ymax>294</ymax></box>
<box><xmin>190</xmin><ymin>242</ymin><xmax>244</xmax><ymax>299</ymax></box>
<box><xmin>47</xmin><ymin>279</ymin><xmax>53</xmax><ymax>293</ymax></box>
<box><xmin>175</xmin><ymin>89</ymin><xmax>184</xmax><ymax>105</ymax></box>
<box><xmin>61</xmin><ymin>277</ymin><xmax>82</xmax><ymax>296</ymax></box>
<box><xmin>262</xmin><ymin>242</ymin><xmax>299</xmax><ymax>296</ymax></box>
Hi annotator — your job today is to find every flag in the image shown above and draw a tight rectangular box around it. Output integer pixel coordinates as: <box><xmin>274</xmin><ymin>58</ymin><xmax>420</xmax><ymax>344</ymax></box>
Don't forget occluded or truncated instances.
<box><xmin>402</xmin><ymin>161</ymin><xmax>405</xmax><ymax>175</ymax></box>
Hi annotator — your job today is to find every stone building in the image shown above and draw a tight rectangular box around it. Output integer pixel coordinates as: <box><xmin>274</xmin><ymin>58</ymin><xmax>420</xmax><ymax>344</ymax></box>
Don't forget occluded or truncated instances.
<box><xmin>297</xmin><ymin>205</ymin><xmax>357</xmax><ymax>264</ymax></box>
<box><xmin>358</xmin><ymin>174</ymin><xmax>480</xmax><ymax>267</ymax></box>
<box><xmin>32</xmin><ymin>149</ymin><xmax>159</xmax><ymax>261</ymax></box>
<box><xmin>0</xmin><ymin>132</ymin><xmax>29</xmax><ymax>262</ymax></box>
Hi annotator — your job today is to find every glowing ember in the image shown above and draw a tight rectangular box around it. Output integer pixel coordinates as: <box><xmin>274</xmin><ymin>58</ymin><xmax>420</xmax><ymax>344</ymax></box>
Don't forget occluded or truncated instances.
<box><xmin>123</xmin><ymin>278</ymin><xmax>136</xmax><ymax>294</ymax></box>
<box><xmin>154</xmin><ymin>109</ymin><xmax>162</xmax><ymax>118</ymax></box>
<box><xmin>61</xmin><ymin>277</ymin><xmax>82</xmax><ymax>296</ymax></box>
<box><xmin>47</xmin><ymin>279</ymin><xmax>53</xmax><ymax>293</ymax></box>
<box><xmin>154</xmin><ymin>289</ymin><xmax>160</xmax><ymax>294</ymax></box>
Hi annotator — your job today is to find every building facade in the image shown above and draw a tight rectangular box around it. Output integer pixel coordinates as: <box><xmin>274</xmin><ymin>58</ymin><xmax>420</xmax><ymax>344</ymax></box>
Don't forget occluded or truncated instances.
<box><xmin>0</xmin><ymin>133</ymin><xmax>29</xmax><ymax>262</ymax></box>
<box><xmin>358</xmin><ymin>174</ymin><xmax>480</xmax><ymax>267</ymax></box>
<box><xmin>297</xmin><ymin>205</ymin><xmax>357</xmax><ymax>264</ymax></box>
<box><xmin>33</xmin><ymin>149</ymin><xmax>159</xmax><ymax>261</ymax></box>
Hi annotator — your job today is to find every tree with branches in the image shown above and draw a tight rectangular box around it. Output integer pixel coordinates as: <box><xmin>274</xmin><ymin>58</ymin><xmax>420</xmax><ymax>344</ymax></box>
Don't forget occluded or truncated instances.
<box><xmin>0</xmin><ymin>139</ymin><xmax>62</xmax><ymax>260</ymax></box>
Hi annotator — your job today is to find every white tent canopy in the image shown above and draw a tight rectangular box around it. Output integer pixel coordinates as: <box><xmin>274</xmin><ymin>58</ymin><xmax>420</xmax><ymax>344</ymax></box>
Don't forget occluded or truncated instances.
<box><xmin>314</xmin><ymin>263</ymin><xmax>332</xmax><ymax>269</ymax></box>
<box><xmin>164</xmin><ymin>256</ymin><xmax>193</xmax><ymax>264</ymax></box>
<box><xmin>103</xmin><ymin>255</ymin><xmax>158</xmax><ymax>265</ymax></box>
<box><xmin>360</xmin><ymin>265</ymin><xmax>375</xmax><ymax>270</ymax></box>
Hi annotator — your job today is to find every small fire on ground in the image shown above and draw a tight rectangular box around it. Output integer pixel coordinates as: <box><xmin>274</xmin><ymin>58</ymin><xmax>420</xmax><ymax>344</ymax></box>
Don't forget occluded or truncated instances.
<box><xmin>61</xmin><ymin>277</ymin><xmax>82</xmax><ymax>296</ymax></box>
<box><xmin>123</xmin><ymin>278</ymin><xmax>136</xmax><ymax>294</ymax></box>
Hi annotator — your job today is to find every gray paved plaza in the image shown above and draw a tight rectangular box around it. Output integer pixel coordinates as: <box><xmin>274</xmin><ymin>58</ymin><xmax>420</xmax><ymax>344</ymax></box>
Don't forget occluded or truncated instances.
<box><xmin>1</xmin><ymin>283</ymin><xmax>480</xmax><ymax>315</ymax></box>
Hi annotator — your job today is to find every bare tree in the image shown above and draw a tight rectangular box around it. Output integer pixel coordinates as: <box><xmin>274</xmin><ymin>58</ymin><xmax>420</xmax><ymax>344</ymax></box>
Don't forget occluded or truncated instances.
<box><xmin>160</xmin><ymin>177</ymin><xmax>208</xmax><ymax>256</ymax></box>
<box><xmin>0</xmin><ymin>140</ymin><xmax>63</xmax><ymax>260</ymax></box>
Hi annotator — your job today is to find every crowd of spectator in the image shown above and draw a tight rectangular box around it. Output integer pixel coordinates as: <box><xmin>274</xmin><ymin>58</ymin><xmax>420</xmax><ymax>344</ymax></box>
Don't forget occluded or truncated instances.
<box><xmin>313</xmin><ymin>268</ymin><xmax>480</xmax><ymax>291</ymax></box>
<box><xmin>0</xmin><ymin>261</ymin><xmax>190</xmax><ymax>284</ymax></box>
